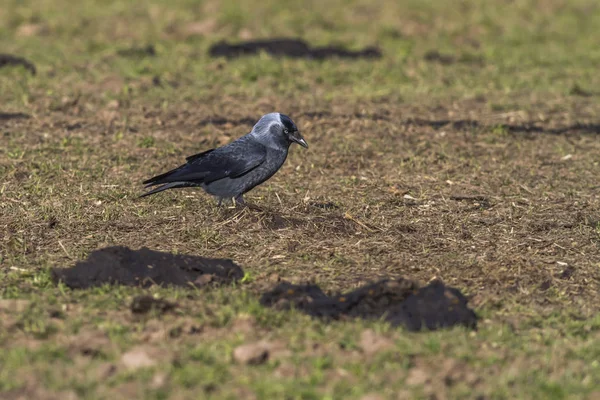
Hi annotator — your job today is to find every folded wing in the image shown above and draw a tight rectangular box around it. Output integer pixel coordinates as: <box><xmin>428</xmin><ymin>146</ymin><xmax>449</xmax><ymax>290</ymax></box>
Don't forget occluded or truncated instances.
<box><xmin>141</xmin><ymin>141</ymin><xmax>267</xmax><ymax>197</ymax></box>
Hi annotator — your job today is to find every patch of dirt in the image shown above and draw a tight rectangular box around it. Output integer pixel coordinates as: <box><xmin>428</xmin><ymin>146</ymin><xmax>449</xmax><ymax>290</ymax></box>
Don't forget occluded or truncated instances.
<box><xmin>233</xmin><ymin>339</ymin><xmax>291</xmax><ymax>365</ymax></box>
<box><xmin>130</xmin><ymin>295</ymin><xmax>177</xmax><ymax>315</ymax></box>
<box><xmin>232</xmin><ymin>341</ymin><xmax>269</xmax><ymax>365</ymax></box>
<box><xmin>359</xmin><ymin>329</ymin><xmax>395</xmax><ymax>356</ymax></box>
<box><xmin>0</xmin><ymin>112</ymin><xmax>30</xmax><ymax>120</ymax></box>
<box><xmin>0</xmin><ymin>54</ymin><xmax>36</xmax><ymax>75</ymax></box>
<box><xmin>424</xmin><ymin>50</ymin><xmax>485</xmax><ymax>66</ymax></box>
<box><xmin>63</xmin><ymin>329</ymin><xmax>113</xmax><ymax>359</ymax></box>
<box><xmin>260</xmin><ymin>279</ymin><xmax>478</xmax><ymax>331</ymax></box>
<box><xmin>0</xmin><ymin>299</ymin><xmax>31</xmax><ymax>313</ymax></box>
<box><xmin>121</xmin><ymin>346</ymin><xmax>163</xmax><ymax>370</ymax></box>
<box><xmin>116</xmin><ymin>45</ymin><xmax>156</xmax><ymax>58</ymax></box>
<box><xmin>51</xmin><ymin>246</ymin><xmax>244</xmax><ymax>289</ymax></box>
<box><xmin>209</xmin><ymin>38</ymin><xmax>382</xmax><ymax>60</ymax></box>
<box><xmin>405</xmin><ymin>356</ymin><xmax>484</xmax><ymax>398</ymax></box>
<box><xmin>0</xmin><ymin>387</ymin><xmax>77</xmax><ymax>400</ymax></box>
<box><xmin>16</xmin><ymin>23</ymin><xmax>50</xmax><ymax>38</ymax></box>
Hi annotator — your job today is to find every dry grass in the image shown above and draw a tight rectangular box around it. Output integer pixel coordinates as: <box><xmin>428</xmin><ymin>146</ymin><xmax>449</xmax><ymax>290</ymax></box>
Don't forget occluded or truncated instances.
<box><xmin>1</xmin><ymin>0</ymin><xmax>600</xmax><ymax>398</ymax></box>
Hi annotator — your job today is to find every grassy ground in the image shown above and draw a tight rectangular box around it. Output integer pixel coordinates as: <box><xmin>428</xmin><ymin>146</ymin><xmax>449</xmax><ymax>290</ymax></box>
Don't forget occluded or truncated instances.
<box><xmin>1</xmin><ymin>0</ymin><xmax>600</xmax><ymax>398</ymax></box>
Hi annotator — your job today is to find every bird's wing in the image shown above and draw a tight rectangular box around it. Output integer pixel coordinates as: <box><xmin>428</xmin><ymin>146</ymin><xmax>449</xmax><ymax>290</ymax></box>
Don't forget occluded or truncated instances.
<box><xmin>185</xmin><ymin>149</ymin><xmax>215</xmax><ymax>162</ymax></box>
<box><xmin>143</xmin><ymin>140</ymin><xmax>267</xmax><ymax>187</ymax></box>
<box><xmin>189</xmin><ymin>141</ymin><xmax>267</xmax><ymax>183</ymax></box>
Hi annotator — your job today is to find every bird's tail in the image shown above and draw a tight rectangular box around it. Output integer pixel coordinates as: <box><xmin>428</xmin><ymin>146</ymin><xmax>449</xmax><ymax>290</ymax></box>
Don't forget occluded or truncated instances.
<box><xmin>140</xmin><ymin>163</ymin><xmax>190</xmax><ymax>198</ymax></box>
<box><xmin>142</xmin><ymin>165</ymin><xmax>183</xmax><ymax>187</ymax></box>
<box><xmin>139</xmin><ymin>181</ymin><xmax>192</xmax><ymax>198</ymax></box>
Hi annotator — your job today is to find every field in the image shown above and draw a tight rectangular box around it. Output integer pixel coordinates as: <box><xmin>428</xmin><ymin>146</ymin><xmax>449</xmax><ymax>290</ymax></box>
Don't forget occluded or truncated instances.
<box><xmin>1</xmin><ymin>0</ymin><xmax>600</xmax><ymax>398</ymax></box>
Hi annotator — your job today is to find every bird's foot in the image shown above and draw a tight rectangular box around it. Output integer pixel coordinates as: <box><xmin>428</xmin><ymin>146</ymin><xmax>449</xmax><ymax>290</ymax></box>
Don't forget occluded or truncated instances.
<box><xmin>216</xmin><ymin>195</ymin><xmax>256</xmax><ymax>209</ymax></box>
<box><xmin>222</xmin><ymin>196</ymin><xmax>245</xmax><ymax>209</ymax></box>
<box><xmin>226</xmin><ymin>199</ymin><xmax>237</xmax><ymax>209</ymax></box>
<box><xmin>235</xmin><ymin>195</ymin><xmax>246</xmax><ymax>206</ymax></box>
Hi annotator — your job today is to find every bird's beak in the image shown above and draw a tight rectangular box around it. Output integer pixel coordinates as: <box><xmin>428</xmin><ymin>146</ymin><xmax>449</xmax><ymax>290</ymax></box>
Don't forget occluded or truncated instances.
<box><xmin>291</xmin><ymin>131</ymin><xmax>308</xmax><ymax>148</ymax></box>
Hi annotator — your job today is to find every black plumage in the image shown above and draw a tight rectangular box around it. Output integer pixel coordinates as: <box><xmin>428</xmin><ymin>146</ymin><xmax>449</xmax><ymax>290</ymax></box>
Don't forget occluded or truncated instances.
<box><xmin>141</xmin><ymin>113</ymin><xmax>307</xmax><ymax>205</ymax></box>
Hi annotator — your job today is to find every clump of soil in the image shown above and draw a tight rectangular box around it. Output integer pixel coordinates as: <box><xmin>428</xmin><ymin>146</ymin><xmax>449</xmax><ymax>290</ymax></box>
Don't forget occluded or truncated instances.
<box><xmin>116</xmin><ymin>45</ymin><xmax>156</xmax><ymax>58</ymax></box>
<box><xmin>51</xmin><ymin>246</ymin><xmax>244</xmax><ymax>289</ymax></box>
<box><xmin>209</xmin><ymin>38</ymin><xmax>382</xmax><ymax>60</ymax></box>
<box><xmin>53</xmin><ymin>247</ymin><xmax>477</xmax><ymax>331</ymax></box>
<box><xmin>260</xmin><ymin>279</ymin><xmax>477</xmax><ymax>331</ymax></box>
<box><xmin>130</xmin><ymin>295</ymin><xmax>177</xmax><ymax>315</ymax></box>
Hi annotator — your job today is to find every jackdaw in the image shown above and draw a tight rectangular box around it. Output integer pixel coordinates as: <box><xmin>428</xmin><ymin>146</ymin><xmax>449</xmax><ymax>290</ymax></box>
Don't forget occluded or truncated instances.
<box><xmin>140</xmin><ymin>112</ymin><xmax>308</xmax><ymax>205</ymax></box>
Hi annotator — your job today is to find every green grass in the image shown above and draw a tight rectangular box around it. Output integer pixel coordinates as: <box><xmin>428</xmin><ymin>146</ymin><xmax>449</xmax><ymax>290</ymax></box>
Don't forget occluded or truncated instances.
<box><xmin>2</xmin><ymin>0</ymin><xmax>600</xmax><ymax>398</ymax></box>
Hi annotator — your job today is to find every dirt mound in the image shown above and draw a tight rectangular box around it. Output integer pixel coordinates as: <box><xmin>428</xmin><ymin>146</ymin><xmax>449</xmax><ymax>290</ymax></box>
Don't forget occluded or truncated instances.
<box><xmin>209</xmin><ymin>38</ymin><xmax>382</xmax><ymax>60</ymax></box>
<box><xmin>52</xmin><ymin>247</ymin><xmax>476</xmax><ymax>331</ymax></box>
<box><xmin>51</xmin><ymin>246</ymin><xmax>244</xmax><ymax>289</ymax></box>
<box><xmin>260</xmin><ymin>279</ymin><xmax>477</xmax><ymax>331</ymax></box>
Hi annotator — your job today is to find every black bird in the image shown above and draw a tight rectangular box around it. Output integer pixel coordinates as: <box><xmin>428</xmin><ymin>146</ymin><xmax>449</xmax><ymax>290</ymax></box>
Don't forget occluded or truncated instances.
<box><xmin>140</xmin><ymin>113</ymin><xmax>308</xmax><ymax>205</ymax></box>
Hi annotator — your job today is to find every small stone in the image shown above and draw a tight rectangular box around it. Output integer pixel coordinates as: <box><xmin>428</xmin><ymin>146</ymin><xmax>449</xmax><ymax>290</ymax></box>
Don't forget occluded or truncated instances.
<box><xmin>233</xmin><ymin>341</ymin><xmax>271</xmax><ymax>365</ymax></box>
<box><xmin>151</xmin><ymin>372</ymin><xmax>167</xmax><ymax>389</ymax></box>
<box><xmin>406</xmin><ymin>367</ymin><xmax>429</xmax><ymax>386</ymax></box>
<box><xmin>121</xmin><ymin>347</ymin><xmax>157</xmax><ymax>370</ymax></box>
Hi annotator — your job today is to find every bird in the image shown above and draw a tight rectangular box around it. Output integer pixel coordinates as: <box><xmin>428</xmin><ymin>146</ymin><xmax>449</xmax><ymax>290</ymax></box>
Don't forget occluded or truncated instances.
<box><xmin>140</xmin><ymin>112</ymin><xmax>308</xmax><ymax>205</ymax></box>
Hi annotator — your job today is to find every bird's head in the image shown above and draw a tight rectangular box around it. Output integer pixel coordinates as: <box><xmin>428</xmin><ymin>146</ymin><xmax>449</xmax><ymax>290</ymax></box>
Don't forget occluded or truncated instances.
<box><xmin>251</xmin><ymin>113</ymin><xmax>308</xmax><ymax>149</ymax></box>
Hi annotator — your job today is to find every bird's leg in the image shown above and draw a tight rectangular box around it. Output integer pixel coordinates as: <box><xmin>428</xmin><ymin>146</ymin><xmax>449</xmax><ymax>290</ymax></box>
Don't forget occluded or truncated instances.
<box><xmin>217</xmin><ymin>198</ymin><xmax>223</xmax><ymax>207</ymax></box>
<box><xmin>224</xmin><ymin>197</ymin><xmax>236</xmax><ymax>209</ymax></box>
<box><xmin>234</xmin><ymin>194</ymin><xmax>246</xmax><ymax>207</ymax></box>
<box><xmin>237</xmin><ymin>195</ymin><xmax>263</xmax><ymax>212</ymax></box>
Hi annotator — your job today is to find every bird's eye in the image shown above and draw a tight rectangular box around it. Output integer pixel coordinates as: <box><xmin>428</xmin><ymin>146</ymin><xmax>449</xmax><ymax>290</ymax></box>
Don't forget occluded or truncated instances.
<box><xmin>284</xmin><ymin>129</ymin><xmax>289</xmax><ymax>134</ymax></box>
